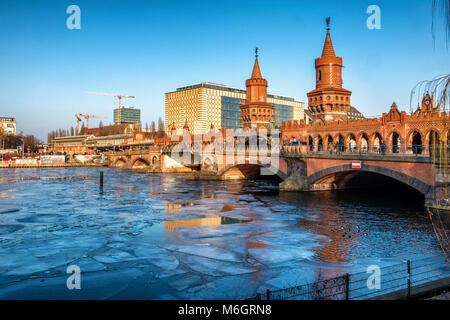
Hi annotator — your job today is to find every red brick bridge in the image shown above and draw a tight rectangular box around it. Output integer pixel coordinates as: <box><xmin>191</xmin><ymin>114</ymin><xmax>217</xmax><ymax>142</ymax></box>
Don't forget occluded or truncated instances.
<box><xmin>106</xmin><ymin>147</ymin><xmax>162</xmax><ymax>169</ymax></box>
<box><xmin>106</xmin><ymin>147</ymin><xmax>448</xmax><ymax>209</ymax></box>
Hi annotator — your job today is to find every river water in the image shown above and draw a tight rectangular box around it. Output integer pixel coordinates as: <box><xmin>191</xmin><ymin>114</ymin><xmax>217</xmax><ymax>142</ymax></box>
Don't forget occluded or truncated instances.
<box><xmin>0</xmin><ymin>167</ymin><xmax>447</xmax><ymax>299</ymax></box>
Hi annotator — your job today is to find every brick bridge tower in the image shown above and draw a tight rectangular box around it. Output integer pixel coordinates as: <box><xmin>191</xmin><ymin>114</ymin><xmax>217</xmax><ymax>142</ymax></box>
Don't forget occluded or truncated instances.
<box><xmin>240</xmin><ymin>48</ymin><xmax>273</xmax><ymax>130</ymax></box>
<box><xmin>307</xmin><ymin>18</ymin><xmax>352</xmax><ymax>122</ymax></box>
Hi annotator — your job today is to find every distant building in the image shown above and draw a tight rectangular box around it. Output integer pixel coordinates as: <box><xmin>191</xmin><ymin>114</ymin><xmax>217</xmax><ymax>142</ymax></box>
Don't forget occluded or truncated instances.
<box><xmin>0</xmin><ymin>117</ymin><xmax>16</xmax><ymax>135</ymax></box>
<box><xmin>48</xmin><ymin>135</ymin><xmax>93</xmax><ymax>155</ymax></box>
<box><xmin>347</xmin><ymin>106</ymin><xmax>365</xmax><ymax>120</ymax></box>
<box><xmin>304</xmin><ymin>106</ymin><xmax>364</xmax><ymax>123</ymax></box>
<box><xmin>114</xmin><ymin>106</ymin><xmax>141</xmax><ymax>124</ymax></box>
<box><xmin>81</xmin><ymin>123</ymin><xmax>139</xmax><ymax>136</ymax></box>
<box><xmin>165</xmin><ymin>82</ymin><xmax>304</xmax><ymax>135</ymax></box>
<box><xmin>304</xmin><ymin>110</ymin><xmax>315</xmax><ymax>124</ymax></box>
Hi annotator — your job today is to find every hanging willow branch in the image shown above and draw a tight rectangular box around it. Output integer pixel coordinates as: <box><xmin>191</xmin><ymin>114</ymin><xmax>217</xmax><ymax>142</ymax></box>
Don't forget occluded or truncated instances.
<box><xmin>432</xmin><ymin>0</ymin><xmax>450</xmax><ymax>48</ymax></box>
<box><xmin>410</xmin><ymin>74</ymin><xmax>450</xmax><ymax>113</ymax></box>
<box><xmin>410</xmin><ymin>72</ymin><xmax>450</xmax><ymax>260</ymax></box>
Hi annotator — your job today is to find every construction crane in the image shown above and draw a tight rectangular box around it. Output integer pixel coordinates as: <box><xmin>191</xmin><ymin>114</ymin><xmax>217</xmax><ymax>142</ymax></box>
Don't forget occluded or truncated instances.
<box><xmin>75</xmin><ymin>113</ymin><xmax>106</xmax><ymax>134</ymax></box>
<box><xmin>79</xmin><ymin>114</ymin><xmax>106</xmax><ymax>130</ymax></box>
<box><xmin>74</xmin><ymin>114</ymin><xmax>82</xmax><ymax>135</ymax></box>
<box><xmin>85</xmin><ymin>92</ymin><xmax>135</xmax><ymax>124</ymax></box>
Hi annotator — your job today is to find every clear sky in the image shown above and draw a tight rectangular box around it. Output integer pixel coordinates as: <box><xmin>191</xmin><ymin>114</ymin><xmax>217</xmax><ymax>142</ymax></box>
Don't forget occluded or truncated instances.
<box><xmin>0</xmin><ymin>0</ymin><xmax>448</xmax><ymax>140</ymax></box>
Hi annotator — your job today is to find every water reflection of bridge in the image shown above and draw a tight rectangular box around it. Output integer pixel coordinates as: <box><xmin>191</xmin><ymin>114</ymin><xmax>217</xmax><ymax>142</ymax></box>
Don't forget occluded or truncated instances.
<box><xmin>106</xmin><ymin>145</ymin><xmax>449</xmax><ymax>211</ymax></box>
<box><xmin>164</xmin><ymin>216</ymin><xmax>252</xmax><ymax>232</ymax></box>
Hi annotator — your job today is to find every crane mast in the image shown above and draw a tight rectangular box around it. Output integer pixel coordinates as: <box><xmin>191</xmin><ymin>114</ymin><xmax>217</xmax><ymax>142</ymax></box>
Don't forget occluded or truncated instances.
<box><xmin>75</xmin><ymin>113</ymin><xmax>106</xmax><ymax>134</ymax></box>
<box><xmin>85</xmin><ymin>92</ymin><xmax>135</xmax><ymax>124</ymax></box>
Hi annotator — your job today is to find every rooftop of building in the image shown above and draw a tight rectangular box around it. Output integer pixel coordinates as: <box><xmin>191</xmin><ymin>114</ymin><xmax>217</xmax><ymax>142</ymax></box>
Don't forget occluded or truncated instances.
<box><xmin>50</xmin><ymin>135</ymin><xmax>91</xmax><ymax>142</ymax></box>
<box><xmin>114</xmin><ymin>106</ymin><xmax>140</xmax><ymax>110</ymax></box>
<box><xmin>0</xmin><ymin>117</ymin><xmax>16</xmax><ymax>121</ymax></box>
<box><xmin>88</xmin><ymin>134</ymin><xmax>133</xmax><ymax>141</ymax></box>
<box><xmin>348</xmin><ymin>106</ymin><xmax>364</xmax><ymax>116</ymax></box>
<box><xmin>166</xmin><ymin>82</ymin><xmax>299</xmax><ymax>102</ymax></box>
<box><xmin>303</xmin><ymin>106</ymin><xmax>365</xmax><ymax>121</ymax></box>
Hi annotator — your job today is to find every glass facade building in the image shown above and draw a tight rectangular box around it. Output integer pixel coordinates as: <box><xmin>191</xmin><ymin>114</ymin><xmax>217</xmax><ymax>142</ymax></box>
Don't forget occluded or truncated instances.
<box><xmin>272</xmin><ymin>104</ymin><xmax>294</xmax><ymax>129</ymax></box>
<box><xmin>165</xmin><ymin>82</ymin><xmax>304</xmax><ymax>134</ymax></box>
<box><xmin>221</xmin><ymin>96</ymin><xmax>244</xmax><ymax>130</ymax></box>
<box><xmin>220</xmin><ymin>98</ymin><xmax>294</xmax><ymax>130</ymax></box>
<box><xmin>114</xmin><ymin>107</ymin><xmax>141</xmax><ymax>124</ymax></box>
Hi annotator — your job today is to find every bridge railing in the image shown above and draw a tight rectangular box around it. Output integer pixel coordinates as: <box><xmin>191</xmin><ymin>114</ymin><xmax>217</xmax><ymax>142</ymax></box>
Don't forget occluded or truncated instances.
<box><xmin>282</xmin><ymin>144</ymin><xmax>449</xmax><ymax>159</ymax></box>
<box><xmin>248</xmin><ymin>255</ymin><xmax>449</xmax><ymax>300</ymax></box>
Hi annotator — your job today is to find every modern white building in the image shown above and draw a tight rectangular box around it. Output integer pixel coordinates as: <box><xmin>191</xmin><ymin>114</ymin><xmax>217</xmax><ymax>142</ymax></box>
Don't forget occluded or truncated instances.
<box><xmin>165</xmin><ymin>82</ymin><xmax>304</xmax><ymax>135</ymax></box>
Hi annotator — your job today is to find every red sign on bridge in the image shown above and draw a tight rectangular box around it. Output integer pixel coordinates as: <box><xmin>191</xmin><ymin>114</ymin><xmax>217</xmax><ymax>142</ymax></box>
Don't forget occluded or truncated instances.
<box><xmin>352</xmin><ymin>161</ymin><xmax>362</xmax><ymax>169</ymax></box>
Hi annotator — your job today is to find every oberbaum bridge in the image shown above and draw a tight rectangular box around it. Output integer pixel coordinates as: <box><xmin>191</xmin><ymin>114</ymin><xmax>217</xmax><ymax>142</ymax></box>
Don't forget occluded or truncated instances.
<box><xmin>107</xmin><ymin>21</ymin><xmax>450</xmax><ymax>211</ymax></box>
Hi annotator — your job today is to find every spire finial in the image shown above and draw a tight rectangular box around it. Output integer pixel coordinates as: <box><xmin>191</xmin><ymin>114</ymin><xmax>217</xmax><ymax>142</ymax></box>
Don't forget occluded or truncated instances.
<box><xmin>255</xmin><ymin>47</ymin><xmax>258</xmax><ymax>59</ymax></box>
<box><xmin>326</xmin><ymin>17</ymin><xmax>331</xmax><ymax>32</ymax></box>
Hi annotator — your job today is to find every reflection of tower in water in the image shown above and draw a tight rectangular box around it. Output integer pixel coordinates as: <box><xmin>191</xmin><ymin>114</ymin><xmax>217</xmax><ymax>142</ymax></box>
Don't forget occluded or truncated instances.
<box><xmin>297</xmin><ymin>193</ymin><xmax>360</xmax><ymax>266</ymax></box>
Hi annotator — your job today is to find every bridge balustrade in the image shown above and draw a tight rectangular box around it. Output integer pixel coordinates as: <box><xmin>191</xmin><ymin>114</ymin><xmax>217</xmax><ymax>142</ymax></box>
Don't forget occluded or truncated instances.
<box><xmin>281</xmin><ymin>143</ymin><xmax>448</xmax><ymax>160</ymax></box>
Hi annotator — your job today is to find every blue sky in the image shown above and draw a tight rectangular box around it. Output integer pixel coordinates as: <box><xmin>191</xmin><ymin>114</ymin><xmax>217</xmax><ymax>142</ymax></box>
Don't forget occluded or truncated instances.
<box><xmin>0</xmin><ymin>0</ymin><xmax>448</xmax><ymax>140</ymax></box>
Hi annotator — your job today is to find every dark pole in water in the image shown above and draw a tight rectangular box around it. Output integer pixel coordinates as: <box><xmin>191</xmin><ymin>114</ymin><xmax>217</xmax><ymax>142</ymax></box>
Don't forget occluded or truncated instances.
<box><xmin>99</xmin><ymin>171</ymin><xmax>104</xmax><ymax>187</ymax></box>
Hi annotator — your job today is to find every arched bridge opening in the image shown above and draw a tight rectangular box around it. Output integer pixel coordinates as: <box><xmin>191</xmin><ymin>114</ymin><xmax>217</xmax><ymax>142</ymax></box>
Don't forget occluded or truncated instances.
<box><xmin>114</xmin><ymin>157</ymin><xmax>128</xmax><ymax>168</ymax></box>
<box><xmin>131</xmin><ymin>158</ymin><xmax>151</xmax><ymax>169</ymax></box>
<box><xmin>306</xmin><ymin>164</ymin><xmax>431</xmax><ymax>203</ymax></box>
<box><xmin>219</xmin><ymin>163</ymin><xmax>285</xmax><ymax>181</ymax></box>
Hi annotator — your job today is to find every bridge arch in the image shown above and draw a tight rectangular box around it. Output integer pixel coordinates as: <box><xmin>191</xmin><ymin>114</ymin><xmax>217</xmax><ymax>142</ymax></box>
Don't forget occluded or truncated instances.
<box><xmin>386</xmin><ymin>130</ymin><xmax>402</xmax><ymax>153</ymax></box>
<box><xmin>113</xmin><ymin>157</ymin><xmax>128</xmax><ymax>167</ymax></box>
<box><xmin>131</xmin><ymin>157</ymin><xmax>151</xmax><ymax>168</ymax></box>
<box><xmin>407</xmin><ymin>130</ymin><xmax>423</xmax><ymax>154</ymax></box>
<box><xmin>219</xmin><ymin>162</ymin><xmax>287</xmax><ymax>180</ymax></box>
<box><xmin>426</xmin><ymin>129</ymin><xmax>442</xmax><ymax>157</ymax></box>
<box><xmin>345</xmin><ymin>133</ymin><xmax>357</xmax><ymax>152</ymax></box>
<box><xmin>317</xmin><ymin>135</ymin><xmax>324</xmax><ymax>151</ymax></box>
<box><xmin>325</xmin><ymin>135</ymin><xmax>333</xmax><ymax>151</ymax></box>
<box><xmin>307</xmin><ymin>136</ymin><xmax>314</xmax><ymax>151</ymax></box>
<box><xmin>370</xmin><ymin>132</ymin><xmax>383</xmax><ymax>152</ymax></box>
<box><xmin>357</xmin><ymin>132</ymin><xmax>369</xmax><ymax>152</ymax></box>
<box><xmin>333</xmin><ymin>134</ymin><xmax>345</xmax><ymax>152</ymax></box>
<box><xmin>307</xmin><ymin>164</ymin><xmax>432</xmax><ymax>195</ymax></box>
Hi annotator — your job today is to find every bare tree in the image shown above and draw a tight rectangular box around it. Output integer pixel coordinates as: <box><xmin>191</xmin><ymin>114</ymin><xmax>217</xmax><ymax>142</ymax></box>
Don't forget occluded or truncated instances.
<box><xmin>157</xmin><ymin>117</ymin><xmax>164</xmax><ymax>132</ymax></box>
<box><xmin>151</xmin><ymin>121</ymin><xmax>156</xmax><ymax>132</ymax></box>
<box><xmin>0</xmin><ymin>126</ymin><xmax>5</xmax><ymax>150</ymax></box>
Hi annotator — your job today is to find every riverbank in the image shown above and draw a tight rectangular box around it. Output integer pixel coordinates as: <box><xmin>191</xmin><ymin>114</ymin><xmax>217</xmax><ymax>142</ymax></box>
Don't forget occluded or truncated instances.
<box><xmin>0</xmin><ymin>163</ymin><xmax>102</xmax><ymax>168</ymax></box>
<box><xmin>370</xmin><ymin>276</ymin><xmax>450</xmax><ymax>300</ymax></box>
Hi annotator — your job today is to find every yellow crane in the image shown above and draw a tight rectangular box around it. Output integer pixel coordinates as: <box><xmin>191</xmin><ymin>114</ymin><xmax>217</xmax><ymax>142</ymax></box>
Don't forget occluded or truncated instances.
<box><xmin>75</xmin><ymin>113</ymin><xmax>82</xmax><ymax>135</ymax></box>
<box><xmin>85</xmin><ymin>92</ymin><xmax>135</xmax><ymax>124</ymax></box>
<box><xmin>75</xmin><ymin>113</ymin><xmax>106</xmax><ymax>134</ymax></box>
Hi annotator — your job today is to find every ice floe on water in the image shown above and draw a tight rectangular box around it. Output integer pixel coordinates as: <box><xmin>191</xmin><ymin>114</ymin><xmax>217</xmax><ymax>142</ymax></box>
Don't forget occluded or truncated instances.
<box><xmin>0</xmin><ymin>168</ymin><xmax>447</xmax><ymax>299</ymax></box>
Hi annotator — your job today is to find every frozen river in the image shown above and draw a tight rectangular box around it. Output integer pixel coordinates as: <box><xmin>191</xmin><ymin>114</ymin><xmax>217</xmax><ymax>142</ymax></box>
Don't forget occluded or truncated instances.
<box><xmin>0</xmin><ymin>167</ymin><xmax>447</xmax><ymax>299</ymax></box>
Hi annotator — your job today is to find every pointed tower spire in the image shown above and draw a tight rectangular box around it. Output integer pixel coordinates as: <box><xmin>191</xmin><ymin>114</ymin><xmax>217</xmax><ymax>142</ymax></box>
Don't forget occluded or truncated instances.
<box><xmin>251</xmin><ymin>47</ymin><xmax>262</xmax><ymax>79</ymax></box>
<box><xmin>170</xmin><ymin>122</ymin><xmax>176</xmax><ymax>136</ymax></box>
<box><xmin>240</xmin><ymin>47</ymin><xmax>273</xmax><ymax>130</ymax></box>
<box><xmin>307</xmin><ymin>18</ymin><xmax>351</xmax><ymax>122</ymax></box>
<box><xmin>321</xmin><ymin>17</ymin><xmax>336</xmax><ymax>58</ymax></box>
